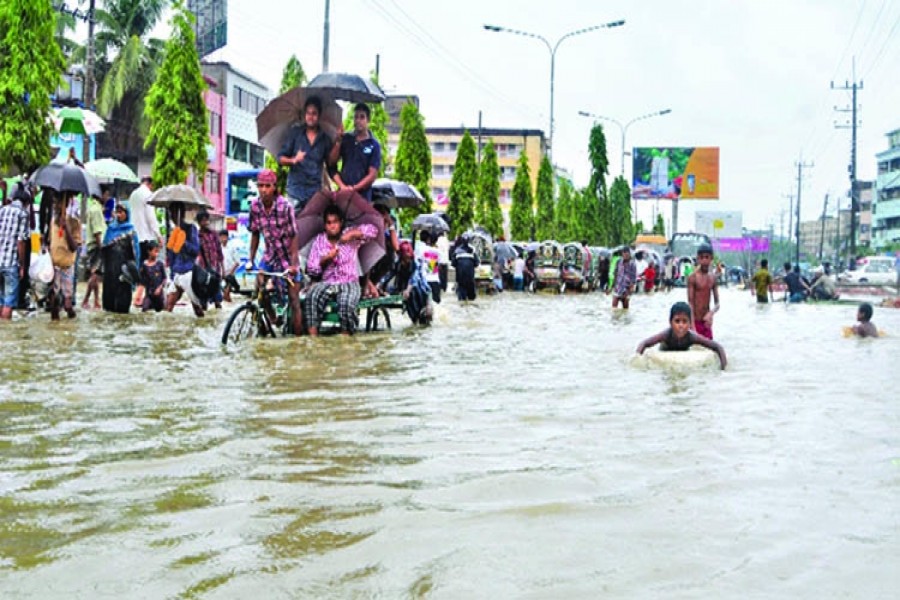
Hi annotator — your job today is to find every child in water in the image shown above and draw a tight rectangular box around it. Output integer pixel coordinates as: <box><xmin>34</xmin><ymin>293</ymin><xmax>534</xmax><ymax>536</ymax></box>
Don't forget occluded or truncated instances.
<box><xmin>637</xmin><ymin>301</ymin><xmax>728</xmax><ymax>369</ymax></box>
<box><xmin>850</xmin><ymin>302</ymin><xmax>878</xmax><ymax>338</ymax></box>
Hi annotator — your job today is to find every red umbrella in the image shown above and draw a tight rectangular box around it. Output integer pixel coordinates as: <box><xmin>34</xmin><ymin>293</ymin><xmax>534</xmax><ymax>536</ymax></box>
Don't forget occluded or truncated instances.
<box><xmin>296</xmin><ymin>189</ymin><xmax>385</xmax><ymax>273</ymax></box>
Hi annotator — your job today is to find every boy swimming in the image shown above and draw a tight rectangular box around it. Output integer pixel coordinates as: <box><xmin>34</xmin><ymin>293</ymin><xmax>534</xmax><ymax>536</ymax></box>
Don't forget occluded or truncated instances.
<box><xmin>637</xmin><ymin>301</ymin><xmax>728</xmax><ymax>369</ymax></box>
<box><xmin>851</xmin><ymin>302</ymin><xmax>878</xmax><ymax>338</ymax></box>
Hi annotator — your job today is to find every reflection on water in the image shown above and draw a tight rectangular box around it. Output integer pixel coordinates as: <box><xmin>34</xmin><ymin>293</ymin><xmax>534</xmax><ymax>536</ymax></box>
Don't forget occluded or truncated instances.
<box><xmin>1</xmin><ymin>290</ymin><xmax>898</xmax><ymax>597</ymax></box>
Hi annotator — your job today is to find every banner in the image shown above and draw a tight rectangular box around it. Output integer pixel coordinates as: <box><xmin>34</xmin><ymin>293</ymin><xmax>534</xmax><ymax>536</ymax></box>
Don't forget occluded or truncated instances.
<box><xmin>632</xmin><ymin>147</ymin><xmax>719</xmax><ymax>200</ymax></box>
<box><xmin>712</xmin><ymin>237</ymin><xmax>769</xmax><ymax>253</ymax></box>
<box><xmin>695</xmin><ymin>210</ymin><xmax>742</xmax><ymax>238</ymax></box>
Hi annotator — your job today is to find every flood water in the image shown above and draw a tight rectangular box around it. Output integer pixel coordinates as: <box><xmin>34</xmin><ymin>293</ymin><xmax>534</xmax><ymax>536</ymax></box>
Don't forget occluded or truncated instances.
<box><xmin>1</xmin><ymin>287</ymin><xmax>898</xmax><ymax>598</ymax></box>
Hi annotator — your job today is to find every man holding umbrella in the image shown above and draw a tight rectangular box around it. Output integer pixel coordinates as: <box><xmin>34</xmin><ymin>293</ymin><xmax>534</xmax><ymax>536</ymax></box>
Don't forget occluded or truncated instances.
<box><xmin>327</xmin><ymin>103</ymin><xmax>381</xmax><ymax>202</ymax></box>
<box><xmin>278</xmin><ymin>97</ymin><xmax>334</xmax><ymax>213</ymax></box>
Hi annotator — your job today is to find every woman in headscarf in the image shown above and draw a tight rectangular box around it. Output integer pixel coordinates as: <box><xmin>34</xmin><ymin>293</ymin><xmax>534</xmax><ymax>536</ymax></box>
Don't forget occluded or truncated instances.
<box><xmin>101</xmin><ymin>203</ymin><xmax>140</xmax><ymax>313</ymax></box>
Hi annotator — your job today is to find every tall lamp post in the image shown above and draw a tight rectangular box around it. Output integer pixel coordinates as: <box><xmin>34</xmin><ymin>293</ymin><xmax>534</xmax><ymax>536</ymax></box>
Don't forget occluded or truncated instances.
<box><xmin>578</xmin><ymin>108</ymin><xmax>672</xmax><ymax>221</ymax></box>
<box><xmin>484</xmin><ymin>20</ymin><xmax>624</xmax><ymax>160</ymax></box>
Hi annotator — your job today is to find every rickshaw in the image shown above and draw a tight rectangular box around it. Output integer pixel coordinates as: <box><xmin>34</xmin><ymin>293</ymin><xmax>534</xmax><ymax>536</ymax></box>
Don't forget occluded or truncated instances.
<box><xmin>468</xmin><ymin>230</ymin><xmax>495</xmax><ymax>293</ymax></box>
<box><xmin>589</xmin><ymin>246</ymin><xmax>608</xmax><ymax>291</ymax></box>
<box><xmin>561</xmin><ymin>242</ymin><xmax>591</xmax><ymax>292</ymax></box>
<box><xmin>533</xmin><ymin>240</ymin><xmax>563</xmax><ymax>293</ymax></box>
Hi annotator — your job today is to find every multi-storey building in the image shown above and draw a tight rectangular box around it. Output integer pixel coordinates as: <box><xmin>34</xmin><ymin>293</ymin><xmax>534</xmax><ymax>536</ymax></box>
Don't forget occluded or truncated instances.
<box><xmin>857</xmin><ymin>180</ymin><xmax>873</xmax><ymax>247</ymax></box>
<box><xmin>798</xmin><ymin>209</ymin><xmax>852</xmax><ymax>262</ymax></box>
<box><xmin>873</xmin><ymin>127</ymin><xmax>900</xmax><ymax>249</ymax></box>
<box><xmin>201</xmin><ymin>61</ymin><xmax>271</xmax><ymax>173</ymax></box>
<box><xmin>386</xmin><ymin>125</ymin><xmax>546</xmax><ymax>210</ymax></box>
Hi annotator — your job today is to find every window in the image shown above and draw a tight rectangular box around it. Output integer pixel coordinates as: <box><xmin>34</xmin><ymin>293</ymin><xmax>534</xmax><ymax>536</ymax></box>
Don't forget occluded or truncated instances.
<box><xmin>449</xmin><ymin>142</ymin><xmax>458</xmax><ymax>151</ymax></box>
<box><xmin>205</xmin><ymin>170</ymin><xmax>220</xmax><ymax>195</ymax></box>
<box><xmin>232</xmin><ymin>85</ymin><xmax>267</xmax><ymax>116</ymax></box>
<box><xmin>209</xmin><ymin>111</ymin><xmax>221</xmax><ymax>137</ymax></box>
<box><xmin>250</xmin><ymin>144</ymin><xmax>265</xmax><ymax>168</ymax></box>
<box><xmin>433</xmin><ymin>142</ymin><xmax>445</xmax><ymax>152</ymax></box>
<box><xmin>227</xmin><ymin>135</ymin><xmax>250</xmax><ymax>162</ymax></box>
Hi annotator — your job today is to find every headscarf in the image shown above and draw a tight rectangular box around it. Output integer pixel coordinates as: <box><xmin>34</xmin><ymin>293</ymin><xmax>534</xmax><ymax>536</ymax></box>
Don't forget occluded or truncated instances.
<box><xmin>103</xmin><ymin>204</ymin><xmax>140</xmax><ymax>263</ymax></box>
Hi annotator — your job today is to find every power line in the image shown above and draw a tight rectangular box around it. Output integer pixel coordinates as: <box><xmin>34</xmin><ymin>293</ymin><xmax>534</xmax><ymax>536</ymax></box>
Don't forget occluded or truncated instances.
<box><xmin>832</xmin><ymin>69</ymin><xmax>863</xmax><ymax>262</ymax></box>
<box><xmin>794</xmin><ymin>159</ymin><xmax>814</xmax><ymax>264</ymax></box>
<box><xmin>861</xmin><ymin>9</ymin><xmax>900</xmax><ymax>78</ymax></box>
<box><xmin>830</xmin><ymin>0</ymin><xmax>868</xmax><ymax>81</ymax></box>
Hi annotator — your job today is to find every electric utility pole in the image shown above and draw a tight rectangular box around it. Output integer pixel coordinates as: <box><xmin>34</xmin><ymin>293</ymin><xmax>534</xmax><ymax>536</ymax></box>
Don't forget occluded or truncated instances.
<box><xmin>818</xmin><ymin>193</ymin><xmax>829</xmax><ymax>262</ymax></box>
<box><xmin>794</xmin><ymin>159</ymin><xmax>814</xmax><ymax>265</ymax></box>
<box><xmin>783</xmin><ymin>193</ymin><xmax>793</xmax><ymax>266</ymax></box>
<box><xmin>323</xmin><ymin>0</ymin><xmax>331</xmax><ymax>72</ymax></box>
<box><xmin>832</xmin><ymin>60</ymin><xmax>862</xmax><ymax>268</ymax></box>
<box><xmin>82</xmin><ymin>0</ymin><xmax>96</xmax><ymax>163</ymax></box>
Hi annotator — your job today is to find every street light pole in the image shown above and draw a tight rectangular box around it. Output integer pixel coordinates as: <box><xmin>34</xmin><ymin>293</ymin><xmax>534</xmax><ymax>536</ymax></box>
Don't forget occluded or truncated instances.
<box><xmin>578</xmin><ymin>108</ymin><xmax>672</xmax><ymax>220</ymax></box>
<box><xmin>484</xmin><ymin>20</ymin><xmax>624</xmax><ymax>160</ymax></box>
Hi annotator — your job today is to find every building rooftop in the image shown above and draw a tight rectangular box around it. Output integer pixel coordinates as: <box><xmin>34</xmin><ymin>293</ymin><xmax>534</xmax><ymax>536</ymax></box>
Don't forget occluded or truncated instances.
<box><xmin>201</xmin><ymin>61</ymin><xmax>271</xmax><ymax>93</ymax></box>
<box><xmin>425</xmin><ymin>127</ymin><xmax>545</xmax><ymax>139</ymax></box>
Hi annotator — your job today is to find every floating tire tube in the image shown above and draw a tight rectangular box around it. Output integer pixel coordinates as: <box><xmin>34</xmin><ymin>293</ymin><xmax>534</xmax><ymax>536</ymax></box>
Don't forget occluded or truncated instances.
<box><xmin>631</xmin><ymin>346</ymin><xmax>719</xmax><ymax>369</ymax></box>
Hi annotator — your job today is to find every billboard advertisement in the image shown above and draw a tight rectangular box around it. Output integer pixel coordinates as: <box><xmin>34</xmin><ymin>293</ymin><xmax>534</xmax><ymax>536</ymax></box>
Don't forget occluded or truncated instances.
<box><xmin>632</xmin><ymin>147</ymin><xmax>719</xmax><ymax>200</ymax></box>
<box><xmin>713</xmin><ymin>237</ymin><xmax>770</xmax><ymax>253</ymax></box>
<box><xmin>188</xmin><ymin>0</ymin><xmax>227</xmax><ymax>57</ymax></box>
<box><xmin>695</xmin><ymin>210</ymin><xmax>742</xmax><ymax>238</ymax></box>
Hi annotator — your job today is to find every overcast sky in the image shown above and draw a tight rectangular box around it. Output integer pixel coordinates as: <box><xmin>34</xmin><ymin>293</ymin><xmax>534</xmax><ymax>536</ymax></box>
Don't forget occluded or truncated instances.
<box><xmin>195</xmin><ymin>0</ymin><xmax>900</xmax><ymax>232</ymax></box>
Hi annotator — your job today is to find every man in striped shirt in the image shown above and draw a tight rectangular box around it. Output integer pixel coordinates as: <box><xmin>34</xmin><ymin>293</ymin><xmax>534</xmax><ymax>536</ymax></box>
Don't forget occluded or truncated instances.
<box><xmin>305</xmin><ymin>204</ymin><xmax>376</xmax><ymax>336</ymax></box>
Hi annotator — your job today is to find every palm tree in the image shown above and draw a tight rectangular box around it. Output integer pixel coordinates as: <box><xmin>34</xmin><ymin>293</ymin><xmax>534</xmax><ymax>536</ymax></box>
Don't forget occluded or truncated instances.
<box><xmin>93</xmin><ymin>0</ymin><xmax>168</xmax><ymax>156</ymax></box>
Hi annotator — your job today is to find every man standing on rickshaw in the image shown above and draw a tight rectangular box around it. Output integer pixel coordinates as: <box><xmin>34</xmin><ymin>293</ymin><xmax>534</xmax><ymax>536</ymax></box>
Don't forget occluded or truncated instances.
<box><xmin>247</xmin><ymin>169</ymin><xmax>303</xmax><ymax>335</ymax></box>
<box><xmin>328</xmin><ymin>103</ymin><xmax>381</xmax><ymax>202</ymax></box>
<box><xmin>278</xmin><ymin>96</ymin><xmax>333</xmax><ymax>213</ymax></box>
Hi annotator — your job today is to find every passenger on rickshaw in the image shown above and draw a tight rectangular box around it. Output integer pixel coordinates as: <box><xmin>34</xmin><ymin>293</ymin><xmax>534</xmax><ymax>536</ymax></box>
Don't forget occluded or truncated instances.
<box><xmin>247</xmin><ymin>169</ymin><xmax>303</xmax><ymax>335</ymax></box>
<box><xmin>278</xmin><ymin>96</ymin><xmax>332</xmax><ymax>213</ymax></box>
<box><xmin>305</xmin><ymin>204</ymin><xmax>377</xmax><ymax>336</ymax></box>
<box><xmin>451</xmin><ymin>234</ymin><xmax>479</xmax><ymax>301</ymax></box>
<box><xmin>377</xmin><ymin>241</ymin><xmax>432</xmax><ymax>324</ymax></box>
<box><xmin>368</xmin><ymin>203</ymin><xmax>399</xmax><ymax>297</ymax></box>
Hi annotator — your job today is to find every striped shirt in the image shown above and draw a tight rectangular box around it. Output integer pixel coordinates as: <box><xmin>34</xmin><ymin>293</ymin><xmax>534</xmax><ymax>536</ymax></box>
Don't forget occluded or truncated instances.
<box><xmin>0</xmin><ymin>200</ymin><xmax>29</xmax><ymax>268</ymax></box>
<box><xmin>307</xmin><ymin>224</ymin><xmax>377</xmax><ymax>284</ymax></box>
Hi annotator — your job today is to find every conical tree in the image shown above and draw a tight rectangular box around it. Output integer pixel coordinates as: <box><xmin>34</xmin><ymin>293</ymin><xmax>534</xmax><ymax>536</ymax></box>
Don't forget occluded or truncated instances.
<box><xmin>279</xmin><ymin>54</ymin><xmax>307</xmax><ymax>93</ymax></box>
<box><xmin>588</xmin><ymin>123</ymin><xmax>609</xmax><ymax>197</ymax></box>
<box><xmin>653</xmin><ymin>213</ymin><xmax>666</xmax><ymax>236</ymax></box>
<box><xmin>534</xmin><ymin>156</ymin><xmax>555</xmax><ymax>240</ymax></box>
<box><xmin>608</xmin><ymin>176</ymin><xmax>633</xmax><ymax>245</ymax></box>
<box><xmin>394</xmin><ymin>100</ymin><xmax>432</xmax><ymax>224</ymax></box>
<box><xmin>446</xmin><ymin>131</ymin><xmax>477</xmax><ymax>238</ymax></box>
<box><xmin>578</xmin><ymin>186</ymin><xmax>604</xmax><ymax>245</ymax></box>
<box><xmin>144</xmin><ymin>4</ymin><xmax>208</xmax><ymax>186</ymax></box>
<box><xmin>509</xmin><ymin>151</ymin><xmax>534</xmax><ymax>241</ymax></box>
<box><xmin>477</xmin><ymin>140</ymin><xmax>502</xmax><ymax>237</ymax></box>
<box><xmin>555</xmin><ymin>179</ymin><xmax>577</xmax><ymax>242</ymax></box>
<box><xmin>0</xmin><ymin>0</ymin><xmax>66</xmax><ymax>172</ymax></box>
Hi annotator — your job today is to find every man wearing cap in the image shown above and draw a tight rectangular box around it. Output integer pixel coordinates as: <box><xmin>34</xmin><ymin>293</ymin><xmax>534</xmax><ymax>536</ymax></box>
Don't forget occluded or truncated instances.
<box><xmin>327</xmin><ymin>103</ymin><xmax>382</xmax><ymax>202</ymax></box>
<box><xmin>248</xmin><ymin>168</ymin><xmax>303</xmax><ymax>335</ymax></box>
<box><xmin>129</xmin><ymin>176</ymin><xmax>160</xmax><ymax>306</ymax></box>
<box><xmin>278</xmin><ymin>96</ymin><xmax>332</xmax><ymax>213</ymax></box>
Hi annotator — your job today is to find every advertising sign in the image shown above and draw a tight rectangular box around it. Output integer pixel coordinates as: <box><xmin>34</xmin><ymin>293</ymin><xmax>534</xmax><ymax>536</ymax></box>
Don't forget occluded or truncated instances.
<box><xmin>188</xmin><ymin>0</ymin><xmax>228</xmax><ymax>57</ymax></box>
<box><xmin>632</xmin><ymin>147</ymin><xmax>719</xmax><ymax>200</ymax></box>
<box><xmin>695</xmin><ymin>210</ymin><xmax>742</xmax><ymax>238</ymax></box>
<box><xmin>712</xmin><ymin>237</ymin><xmax>770</xmax><ymax>253</ymax></box>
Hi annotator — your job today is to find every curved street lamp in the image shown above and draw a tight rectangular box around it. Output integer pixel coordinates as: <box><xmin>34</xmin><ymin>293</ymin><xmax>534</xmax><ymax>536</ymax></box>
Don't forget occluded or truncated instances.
<box><xmin>579</xmin><ymin>108</ymin><xmax>672</xmax><ymax>223</ymax></box>
<box><xmin>484</xmin><ymin>20</ymin><xmax>625</xmax><ymax>160</ymax></box>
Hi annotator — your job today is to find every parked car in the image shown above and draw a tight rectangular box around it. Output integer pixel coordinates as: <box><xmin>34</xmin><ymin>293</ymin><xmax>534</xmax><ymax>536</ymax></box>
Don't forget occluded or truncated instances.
<box><xmin>838</xmin><ymin>256</ymin><xmax>895</xmax><ymax>284</ymax></box>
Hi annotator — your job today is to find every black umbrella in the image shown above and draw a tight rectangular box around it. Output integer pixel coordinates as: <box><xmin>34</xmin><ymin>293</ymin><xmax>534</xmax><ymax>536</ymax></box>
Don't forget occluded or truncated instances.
<box><xmin>31</xmin><ymin>162</ymin><xmax>101</xmax><ymax>197</ymax></box>
<box><xmin>411</xmin><ymin>213</ymin><xmax>449</xmax><ymax>234</ymax></box>
<box><xmin>371</xmin><ymin>178</ymin><xmax>424</xmax><ymax>209</ymax></box>
<box><xmin>494</xmin><ymin>242</ymin><xmax>517</xmax><ymax>264</ymax></box>
<box><xmin>306</xmin><ymin>72</ymin><xmax>386</xmax><ymax>103</ymax></box>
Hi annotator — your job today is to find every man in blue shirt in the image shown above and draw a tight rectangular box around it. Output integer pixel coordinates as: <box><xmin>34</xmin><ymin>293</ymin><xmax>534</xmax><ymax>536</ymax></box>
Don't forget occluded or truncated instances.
<box><xmin>328</xmin><ymin>103</ymin><xmax>382</xmax><ymax>202</ymax></box>
<box><xmin>278</xmin><ymin>96</ymin><xmax>335</xmax><ymax>213</ymax></box>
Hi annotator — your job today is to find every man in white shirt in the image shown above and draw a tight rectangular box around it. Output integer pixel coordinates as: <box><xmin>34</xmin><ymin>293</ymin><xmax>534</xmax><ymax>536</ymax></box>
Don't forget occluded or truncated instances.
<box><xmin>435</xmin><ymin>232</ymin><xmax>450</xmax><ymax>292</ymax></box>
<box><xmin>129</xmin><ymin>176</ymin><xmax>160</xmax><ymax>305</ymax></box>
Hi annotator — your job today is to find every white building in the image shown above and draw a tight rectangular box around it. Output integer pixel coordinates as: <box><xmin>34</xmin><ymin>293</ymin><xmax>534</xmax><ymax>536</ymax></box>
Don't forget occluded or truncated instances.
<box><xmin>201</xmin><ymin>61</ymin><xmax>271</xmax><ymax>172</ymax></box>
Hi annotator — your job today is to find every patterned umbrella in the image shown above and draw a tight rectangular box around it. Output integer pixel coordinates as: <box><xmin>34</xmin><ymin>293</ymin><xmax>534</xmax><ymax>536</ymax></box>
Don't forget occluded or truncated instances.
<box><xmin>51</xmin><ymin>107</ymin><xmax>106</xmax><ymax>136</ymax></box>
<box><xmin>84</xmin><ymin>158</ymin><xmax>139</xmax><ymax>183</ymax></box>
<box><xmin>296</xmin><ymin>189</ymin><xmax>385</xmax><ymax>273</ymax></box>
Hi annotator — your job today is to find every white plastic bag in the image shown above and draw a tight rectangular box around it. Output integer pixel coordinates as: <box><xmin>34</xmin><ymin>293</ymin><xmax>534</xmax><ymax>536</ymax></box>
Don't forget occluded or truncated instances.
<box><xmin>29</xmin><ymin>251</ymin><xmax>54</xmax><ymax>284</ymax></box>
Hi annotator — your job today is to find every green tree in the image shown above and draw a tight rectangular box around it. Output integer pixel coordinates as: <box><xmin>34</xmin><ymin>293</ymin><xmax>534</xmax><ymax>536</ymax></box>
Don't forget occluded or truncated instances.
<box><xmin>0</xmin><ymin>0</ymin><xmax>66</xmax><ymax>172</ymax></box>
<box><xmin>279</xmin><ymin>54</ymin><xmax>307</xmax><ymax>93</ymax></box>
<box><xmin>143</xmin><ymin>4</ymin><xmax>208</xmax><ymax>187</ymax></box>
<box><xmin>477</xmin><ymin>140</ymin><xmax>503</xmax><ymax>238</ymax></box>
<box><xmin>394</xmin><ymin>100</ymin><xmax>432</xmax><ymax>224</ymax></box>
<box><xmin>446</xmin><ymin>130</ymin><xmax>477</xmax><ymax>237</ymax></box>
<box><xmin>94</xmin><ymin>0</ymin><xmax>167</xmax><ymax>154</ymax></box>
<box><xmin>578</xmin><ymin>186</ymin><xmax>604</xmax><ymax>245</ymax></box>
<box><xmin>587</xmin><ymin>123</ymin><xmax>609</xmax><ymax>198</ymax></box>
<box><xmin>534</xmin><ymin>156</ymin><xmax>555</xmax><ymax>240</ymax></box>
<box><xmin>555</xmin><ymin>179</ymin><xmax>577</xmax><ymax>242</ymax></box>
<box><xmin>653</xmin><ymin>213</ymin><xmax>666</xmax><ymax>236</ymax></box>
<box><xmin>509</xmin><ymin>151</ymin><xmax>534</xmax><ymax>241</ymax></box>
<box><xmin>608</xmin><ymin>176</ymin><xmax>633</xmax><ymax>245</ymax></box>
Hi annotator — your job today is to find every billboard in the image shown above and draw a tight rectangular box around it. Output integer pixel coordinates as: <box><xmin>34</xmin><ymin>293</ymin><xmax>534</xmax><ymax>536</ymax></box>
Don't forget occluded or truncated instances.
<box><xmin>713</xmin><ymin>237</ymin><xmax>770</xmax><ymax>253</ymax></box>
<box><xmin>188</xmin><ymin>0</ymin><xmax>227</xmax><ymax>58</ymax></box>
<box><xmin>632</xmin><ymin>147</ymin><xmax>719</xmax><ymax>200</ymax></box>
<box><xmin>695</xmin><ymin>210</ymin><xmax>742</xmax><ymax>238</ymax></box>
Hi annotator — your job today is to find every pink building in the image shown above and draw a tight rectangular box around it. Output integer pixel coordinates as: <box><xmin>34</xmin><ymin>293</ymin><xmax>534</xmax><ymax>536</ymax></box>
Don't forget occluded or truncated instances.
<box><xmin>201</xmin><ymin>75</ymin><xmax>227</xmax><ymax>214</ymax></box>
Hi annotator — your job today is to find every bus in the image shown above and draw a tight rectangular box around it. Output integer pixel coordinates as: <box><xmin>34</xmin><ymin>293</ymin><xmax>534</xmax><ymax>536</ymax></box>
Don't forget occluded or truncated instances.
<box><xmin>226</xmin><ymin>169</ymin><xmax>261</xmax><ymax>216</ymax></box>
<box><xmin>669</xmin><ymin>232</ymin><xmax>711</xmax><ymax>258</ymax></box>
